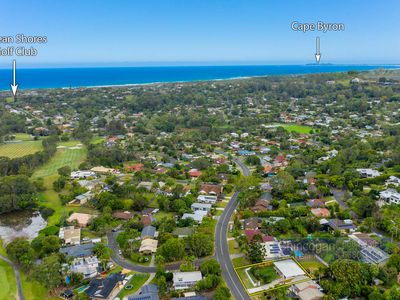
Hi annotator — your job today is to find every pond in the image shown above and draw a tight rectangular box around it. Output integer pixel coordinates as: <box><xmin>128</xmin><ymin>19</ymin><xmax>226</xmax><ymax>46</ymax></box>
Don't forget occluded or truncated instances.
<box><xmin>0</xmin><ymin>210</ymin><xmax>47</xmax><ymax>244</ymax></box>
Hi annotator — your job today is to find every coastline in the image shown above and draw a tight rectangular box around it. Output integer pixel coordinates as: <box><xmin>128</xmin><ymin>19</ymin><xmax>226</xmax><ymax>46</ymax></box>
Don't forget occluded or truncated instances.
<box><xmin>0</xmin><ymin>64</ymin><xmax>399</xmax><ymax>92</ymax></box>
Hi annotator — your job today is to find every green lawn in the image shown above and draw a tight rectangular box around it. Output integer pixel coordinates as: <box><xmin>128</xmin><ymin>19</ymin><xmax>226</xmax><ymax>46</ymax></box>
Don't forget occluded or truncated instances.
<box><xmin>33</xmin><ymin>142</ymin><xmax>87</xmax><ymax>226</ymax></box>
<box><xmin>117</xmin><ymin>273</ymin><xmax>149</xmax><ymax>298</ymax></box>
<box><xmin>232</xmin><ymin>256</ymin><xmax>251</xmax><ymax>268</ymax></box>
<box><xmin>236</xmin><ymin>268</ymin><xmax>256</xmax><ymax>289</ymax></box>
<box><xmin>0</xmin><ymin>259</ymin><xmax>17</xmax><ymax>300</ymax></box>
<box><xmin>228</xmin><ymin>240</ymin><xmax>241</xmax><ymax>255</ymax></box>
<box><xmin>273</xmin><ymin>123</ymin><xmax>313</xmax><ymax>134</ymax></box>
<box><xmin>0</xmin><ymin>140</ymin><xmax>43</xmax><ymax>158</ymax></box>
<box><xmin>32</xmin><ymin>142</ymin><xmax>87</xmax><ymax>179</ymax></box>
<box><xmin>250</xmin><ymin>265</ymin><xmax>279</xmax><ymax>284</ymax></box>
<box><xmin>300</xmin><ymin>259</ymin><xmax>326</xmax><ymax>274</ymax></box>
<box><xmin>20</xmin><ymin>272</ymin><xmax>58</xmax><ymax>300</ymax></box>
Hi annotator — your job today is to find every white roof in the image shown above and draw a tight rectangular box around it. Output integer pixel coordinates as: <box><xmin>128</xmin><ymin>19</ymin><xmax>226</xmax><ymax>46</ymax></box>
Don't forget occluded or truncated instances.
<box><xmin>191</xmin><ymin>203</ymin><xmax>212</xmax><ymax>209</ymax></box>
<box><xmin>173</xmin><ymin>271</ymin><xmax>202</xmax><ymax>284</ymax></box>
<box><xmin>274</xmin><ymin>259</ymin><xmax>306</xmax><ymax>278</ymax></box>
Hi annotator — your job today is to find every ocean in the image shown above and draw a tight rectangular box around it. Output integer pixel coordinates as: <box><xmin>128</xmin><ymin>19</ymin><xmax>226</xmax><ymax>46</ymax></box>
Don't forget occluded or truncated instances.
<box><xmin>0</xmin><ymin>64</ymin><xmax>398</xmax><ymax>90</ymax></box>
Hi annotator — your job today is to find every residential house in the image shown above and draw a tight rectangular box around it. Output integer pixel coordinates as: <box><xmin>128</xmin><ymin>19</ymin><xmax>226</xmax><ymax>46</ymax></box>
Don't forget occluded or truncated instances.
<box><xmin>310</xmin><ymin>208</ymin><xmax>330</xmax><ymax>218</ymax></box>
<box><xmin>306</xmin><ymin>199</ymin><xmax>325</xmax><ymax>208</ymax></box>
<box><xmin>188</xmin><ymin>169</ymin><xmax>201</xmax><ymax>178</ymax></box>
<box><xmin>60</xmin><ymin>243</ymin><xmax>95</xmax><ymax>258</ymax></box>
<box><xmin>139</xmin><ymin>239</ymin><xmax>158</xmax><ymax>255</ymax></box>
<box><xmin>125</xmin><ymin>163</ymin><xmax>144</xmax><ymax>173</ymax></box>
<box><xmin>68</xmin><ymin>192</ymin><xmax>93</xmax><ymax>206</ymax></box>
<box><xmin>90</xmin><ymin>166</ymin><xmax>119</xmax><ymax>175</ymax></box>
<box><xmin>349</xmin><ymin>233</ymin><xmax>389</xmax><ymax>265</ymax></box>
<box><xmin>351</xmin><ymin>232</ymin><xmax>379</xmax><ymax>247</ymax></box>
<box><xmin>379</xmin><ymin>189</ymin><xmax>400</xmax><ymax>205</ymax></box>
<box><xmin>67</xmin><ymin>213</ymin><xmax>95</xmax><ymax>227</ymax></box>
<box><xmin>357</xmin><ymin>168</ymin><xmax>381</xmax><ymax>178</ymax></box>
<box><xmin>173</xmin><ymin>271</ymin><xmax>203</xmax><ymax>290</ymax></box>
<box><xmin>244</xmin><ymin>217</ymin><xmax>262</xmax><ymax>230</ymax></box>
<box><xmin>262</xmin><ymin>240</ymin><xmax>283</xmax><ymax>259</ymax></box>
<box><xmin>127</xmin><ymin>284</ymin><xmax>159</xmax><ymax>300</ymax></box>
<box><xmin>274</xmin><ymin>259</ymin><xmax>306</xmax><ymax>279</ymax></box>
<box><xmin>59</xmin><ymin>226</ymin><xmax>81</xmax><ymax>245</ymax></box>
<box><xmin>141</xmin><ymin>214</ymin><xmax>154</xmax><ymax>226</ymax></box>
<box><xmin>199</xmin><ymin>183</ymin><xmax>223</xmax><ymax>198</ymax></box>
<box><xmin>251</xmin><ymin>199</ymin><xmax>270</xmax><ymax>213</ymax></box>
<box><xmin>191</xmin><ymin>203</ymin><xmax>212</xmax><ymax>212</ymax></box>
<box><xmin>141</xmin><ymin>226</ymin><xmax>156</xmax><ymax>240</ymax></box>
<box><xmin>86</xmin><ymin>272</ymin><xmax>125</xmax><ymax>299</ymax></box>
<box><xmin>182</xmin><ymin>210</ymin><xmax>208</xmax><ymax>223</ymax></box>
<box><xmin>386</xmin><ymin>176</ymin><xmax>400</xmax><ymax>187</ymax></box>
<box><xmin>69</xmin><ymin>256</ymin><xmax>100</xmax><ymax>279</ymax></box>
<box><xmin>112</xmin><ymin>211</ymin><xmax>133</xmax><ymax>220</ymax></box>
<box><xmin>197</xmin><ymin>195</ymin><xmax>218</xmax><ymax>205</ymax></box>
<box><xmin>326</xmin><ymin>219</ymin><xmax>356</xmax><ymax>232</ymax></box>
<box><xmin>292</xmin><ymin>281</ymin><xmax>325</xmax><ymax>300</ymax></box>
<box><xmin>70</xmin><ymin>171</ymin><xmax>96</xmax><ymax>179</ymax></box>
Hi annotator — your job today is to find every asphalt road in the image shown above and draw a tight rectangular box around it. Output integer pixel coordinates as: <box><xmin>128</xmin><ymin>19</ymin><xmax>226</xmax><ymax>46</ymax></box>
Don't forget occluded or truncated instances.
<box><xmin>108</xmin><ymin>150</ymin><xmax>251</xmax><ymax>299</ymax></box>
<box><xmin>0</xmin><ymin>254</ymin><xmax>25</xmax><ymax>300</ymax></box>
<box><xmin>215</xmin><ymin>151</ymin><xmax>251</xmax><ymax>300</ymax></box>
<box><xmin>107</xmin><ymin>232</ymin><xmax>208</xmax><ymax>272</ymax></box>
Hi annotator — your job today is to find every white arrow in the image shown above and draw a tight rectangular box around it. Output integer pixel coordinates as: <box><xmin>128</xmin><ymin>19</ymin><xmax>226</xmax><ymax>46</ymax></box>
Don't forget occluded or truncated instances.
<box><xmin>315</xmin><ymin>36</ymin><xmax>321</xmax><ymax>63</ymax></box>
<box><xmin>11</xmin><ymin>59</ymin><xmax>18</xmax><ymax>97</ymax></box>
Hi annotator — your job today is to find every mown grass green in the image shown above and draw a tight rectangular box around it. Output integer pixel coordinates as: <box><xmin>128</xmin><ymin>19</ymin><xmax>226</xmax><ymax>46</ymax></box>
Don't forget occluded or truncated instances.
<box><xmin>0</xmin><ymin>259</ymin><xmax>17</xmax><ymax>300</ymax></box>
<box><xmin>0</xmin><ymin>140</ymin><xmax>43</xmax><ymax>158</ymax></box>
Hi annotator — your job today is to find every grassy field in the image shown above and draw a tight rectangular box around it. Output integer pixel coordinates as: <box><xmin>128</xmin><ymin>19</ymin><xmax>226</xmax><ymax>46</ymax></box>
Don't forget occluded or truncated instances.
<box><xmin>32</xmin><ymin>142</ymin><xmax>87</xmax><ymax>179</ymax></box>
<box><xmin>273</xmin><ymin>123</ymin><xmax>313</xmax><ymax>134</ymax></box>
<box><xmin>20</xmin><ymin>272</ymin><xmax>58</xmax><ymax>300</ymax></box>
<box><xmin>0</xmin><ymin>259</ymin><xmax>17</xmax><ymax>300</ymax></box>
<box><xmin>236</xmin><ymin>267</ymin><xmax>256</xmax><ymax>289</ymax></box>
<box><xmin>228</xmin><ymin>240</ymin><xmax>241</xmax><ymax>255</ymax></box>
<box><xmin>0</xmin><ymin>140</ymin><xmax>43</xmax><ymax>158</ymax></box>
<box><xmin>232</xmin><ymin>256</ymin><xmax>251</xmax><ymax>268</ymax></box>
<box><xmin>33</xmin><ymin>141</ymin><xmax>87</xmax><ymax>226</ymax></box>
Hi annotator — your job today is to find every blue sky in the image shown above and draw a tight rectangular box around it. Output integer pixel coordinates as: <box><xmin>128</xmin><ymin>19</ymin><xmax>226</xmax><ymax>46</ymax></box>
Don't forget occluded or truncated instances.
<box><xmin>0</xmin><ymin>0</ymin><xmax>399</xmax><ymax>66</ymax></box>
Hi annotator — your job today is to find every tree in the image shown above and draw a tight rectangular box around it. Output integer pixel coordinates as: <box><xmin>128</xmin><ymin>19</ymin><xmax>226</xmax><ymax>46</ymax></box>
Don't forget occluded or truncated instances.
<box><xmin>31</xmin><ymin>235</ymin><xmax>61</xmax><ymax>257</ymax></box>
<box><xmin>6</xmin><ymin>238</ymin><xmax>35</xmax><ymax>270</ymax></box>
<box><xmin>0</xmin><ymin>175</ymin><xmax>37</xmax><ymax>214</ymax></box>
<box><xmin>200</xmin><ymin>259</ymin><xmax>221</xmax><ymax>276</ymax></box>
<box><xmin>180</xmin><ymin>256</ymin><xmax>195</xmax><ymax>272</ymax></box>
<box><xmin>245</xmin><ymin>155</ymin><xmax>261</xmax><ymax>166</ymax></box>
<box><xmin>214</xmin><ymin>285</ymin><xmax>231</xmax><ymax>300</ymax></box>
<box><xmin>157</xmin><ymin>275</ymin><xmax>167</xmax><ymax>297</ymax></box>
<box><xmin>186</xmin><ymin>233</ymin><xmax>214</xmax><ymax>258</ymax></box>
<box><xmin>94</xmin><ymin>243</ymin><xmax>111</xmax><ymax>270</ymax></box>
<box><xmin>335</xmin><ymin>239</ymin><xmax>361</xmax><ymax>260</ymax></box>
<box><xmin>157</xmin><ymin>238</ymin><xmax>185</xmax><ymax>262</ymax></box>
<box><xmin>57</xmin><ymin>166</ymin><xmax>72</xmax><ymax>177</ymax></box>
<box><xmin>33</xmin><ymin>254</ymin><xmax>63</xmax><ymax>290</ymax></box>
<box><xmin>330</xmin><ymin>259</ymin><xmax>372</xmax><ymax>297</ymax></box>
<box><xmin>247</xmin><ymin>241</ymin><xmax>265</xmax><ymax>263</ymax></box>
<box><xmin>270</xmin><ymin>171</ymin><xmax>297</xmax><ymax>196</ymax></box>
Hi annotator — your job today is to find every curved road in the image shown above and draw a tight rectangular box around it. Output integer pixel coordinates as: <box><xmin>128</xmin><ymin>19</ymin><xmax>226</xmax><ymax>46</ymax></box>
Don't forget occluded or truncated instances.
<box><xmin>108</xmin><ymin>150</ymin><xmax>251</xmax><ymax>300</ymax></box>
<box><xmin>0</xmin><ymin>255</ymin><xmax>25</xmax><ymax>300</ymax></box>
<box><xmin>107</xmin><ymin>232</ymin><xmax>209</xmax><ymax>272</ymax></box>
<box><xmin>215</xmin><ymin>152</ymin><xmax>251</xmax><ymax>300</ymax></box>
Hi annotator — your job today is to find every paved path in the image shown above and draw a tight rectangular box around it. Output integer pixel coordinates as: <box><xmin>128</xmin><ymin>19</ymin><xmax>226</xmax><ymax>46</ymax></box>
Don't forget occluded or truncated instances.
<box><xmin>0</xmin><ymin>255</ymin><xmax>24</xmax><ymax>300</ymax></box>
<box><xmin>215</xmin><ymin>150</ymin><xmax>251</xmax><ymax>300</ymax></box>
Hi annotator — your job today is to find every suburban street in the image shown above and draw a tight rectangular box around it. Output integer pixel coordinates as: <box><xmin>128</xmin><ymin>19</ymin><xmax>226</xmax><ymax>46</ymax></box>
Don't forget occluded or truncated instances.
<box><xmin>0</xmin><ymin>254</ymin><xmax>24</xmax><ymax>300</ymax></box>
<box><xmin>107</xmin><ymin>151</ymin><xmax>251</xmax><ymax>299</ymax></box>
<box><xmin>107</xmin><ymin>231</ymin><xmax>209</xmax><ymax>272</ymax></box>
<box><xmin>215</xmin><ymin>152</ymin><xmax>251</xmax><ymax>300</ymax></box>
